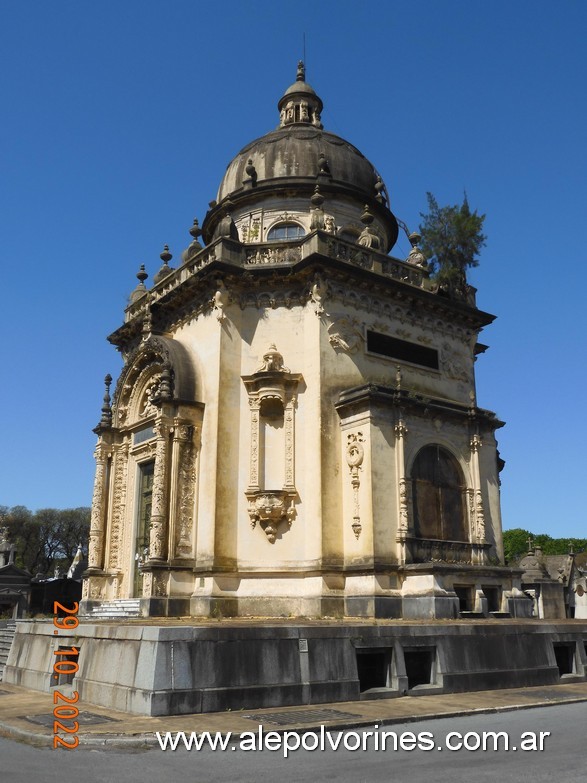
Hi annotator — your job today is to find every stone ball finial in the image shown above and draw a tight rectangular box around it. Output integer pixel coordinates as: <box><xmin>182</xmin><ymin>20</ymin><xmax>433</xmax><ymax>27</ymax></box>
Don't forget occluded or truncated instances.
<box><xmin>182</xmin><ymin>218</ymin><xmax>204</xmax><ymax>265</ymax></box>
<box><xmin>189</xmin><ymin>218</ymin><xmax>202</xmax><ymax>240</ymax></box>
<box><xmin>128</xmin><ymin>264</ymin><xmax>149</xmax><ymax>305</ymax></box>
<box><xmin>160</xmin><ymin>244</ymin><xmax>172</xmax><ymax>264</ymax></box>
<box><xmin>360</xmin><ymin>205</ymin><xmax>374</xmax><ymax>226</ymax></box>
<box><xmin>311</xmin><ymin>185</ymin><xmax>325</xmax><ymax>207</ymax></box>
<box><xmin>405</xmin><ymin>232</ymin><xmax>427</xmax><ymax>269</ymax></box>
<box><xmin>153</xmin><ymin>244</ymin><xmax>175</xmax><ymax>285</ymax></box>
<box><xmin>98</xmin><ymin>373</ymin><xmax>113</xmax><ymax>428</ymax></box>
<box><xmin>243</xmin><ymin>158</ymin><xmax>258</xmax><ymax>187</ymax></box>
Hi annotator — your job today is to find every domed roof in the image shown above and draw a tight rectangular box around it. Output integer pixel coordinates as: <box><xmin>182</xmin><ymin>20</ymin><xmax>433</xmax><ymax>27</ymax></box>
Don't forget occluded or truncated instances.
<box><xmin>203</xmin><ymin>63</ymin><xmax>397</xmax><ymax>249</ymax></box>
<box><xmin>216</xmin><ymin>125</ymin><xmax>381</xmax><ymax>204</ymax></box>
<box><xmin>214</xmin><ymin>62</ymin><xmax>387</xmax><ymax>208</ymax></box>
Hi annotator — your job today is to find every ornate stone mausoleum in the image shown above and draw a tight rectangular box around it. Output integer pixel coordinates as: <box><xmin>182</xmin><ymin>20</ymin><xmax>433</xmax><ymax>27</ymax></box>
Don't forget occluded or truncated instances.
<box><xmin>8</xmin><ymin>64</ymin><xmax>586</xmax><ymax>717</ymax></box>
<box><xmin>83</xmin><ymin>63</ymin><xmax>528</xmax><ymax>620</ymax></box>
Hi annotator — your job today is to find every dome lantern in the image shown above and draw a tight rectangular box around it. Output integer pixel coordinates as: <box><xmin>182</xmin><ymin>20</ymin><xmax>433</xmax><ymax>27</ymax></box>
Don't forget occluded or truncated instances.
<box><xmin>277</xmin><ymin>60</ymin><xmax>323</xmax><ymax>129</ymax></box>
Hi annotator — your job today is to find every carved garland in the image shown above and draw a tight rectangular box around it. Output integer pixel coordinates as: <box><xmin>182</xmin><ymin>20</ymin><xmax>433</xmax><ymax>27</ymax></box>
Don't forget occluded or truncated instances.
<box><xmin>88</xmin><ymin>444</ymin><xmax>109</xmax><ymax>571</ymax></box>
<box><xmin>108</xmin><ymin>442</ymin><xmax>130</xmax><ymax>570</ymax></box>
<box><xmin>346</xmin><ymin>432</ymin><xmax>365</xmax><ymax>539</ymax></box>
<box><xmin>148</xmin><ymin>422</ymin><xmax>170</xmax><ymax>561</ymax></box>
<box><xmin>175</xmin><ymin>424</ymin><xmax>196</xmax><ymax>557</ymax></box>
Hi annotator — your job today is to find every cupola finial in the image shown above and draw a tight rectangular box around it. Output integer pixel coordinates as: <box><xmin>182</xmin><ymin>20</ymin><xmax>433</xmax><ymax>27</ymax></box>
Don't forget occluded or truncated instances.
<box><xmin>278</xmin><ymin>63</ymin><xmax>323</xmax><ymax>129</ymax></box>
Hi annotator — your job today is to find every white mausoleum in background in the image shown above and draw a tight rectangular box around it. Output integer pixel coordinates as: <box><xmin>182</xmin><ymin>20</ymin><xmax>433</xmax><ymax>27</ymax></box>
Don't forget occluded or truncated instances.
<box><xmin>83</xmin><ymin>63</ymin><xmax>532</xmax><ymax>620</ymax></box>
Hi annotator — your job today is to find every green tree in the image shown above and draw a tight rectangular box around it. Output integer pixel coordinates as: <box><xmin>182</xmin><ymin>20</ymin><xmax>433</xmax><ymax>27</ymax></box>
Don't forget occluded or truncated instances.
<box><xmin>0</xmin><ymin>506</ymin><xmax>90</xmax><ymax>575</ymax></box>
<box><xmin>419</xmin><ymin>192</ymin><xmax>486</xmax><ymax>289</ymax></box>
<box><xmin>502</xmin><ymin>527</ymin><xmax>587</xmax><ymax>564</ymax></box>
<box><xmin>502</xmin><ymin>528</ymin><xmax>533</xmax><ymax>564</ymax></box>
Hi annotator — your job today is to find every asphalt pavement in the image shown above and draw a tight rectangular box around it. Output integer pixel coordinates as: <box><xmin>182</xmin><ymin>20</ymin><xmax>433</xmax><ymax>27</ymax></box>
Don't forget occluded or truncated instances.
<box><xmin>1</xmin><ymin>680</ymin><xmax>587</xmax><ymax>749</ymax></box>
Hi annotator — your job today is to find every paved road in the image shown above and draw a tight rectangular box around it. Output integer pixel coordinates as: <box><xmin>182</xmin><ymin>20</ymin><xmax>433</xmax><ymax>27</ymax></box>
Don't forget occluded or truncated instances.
<box><xmin>2</xmin><ymin>702</ymin><xmax>585</xmax><ymax>783</ymax></box>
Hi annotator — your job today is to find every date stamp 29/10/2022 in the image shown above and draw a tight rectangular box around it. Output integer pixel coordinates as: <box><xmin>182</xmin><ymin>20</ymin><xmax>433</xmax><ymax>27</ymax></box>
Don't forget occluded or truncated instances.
<box><xmin>51</xmin><ymin>601</ymin><xmax>80</xmax><ymax>750</ymax></box>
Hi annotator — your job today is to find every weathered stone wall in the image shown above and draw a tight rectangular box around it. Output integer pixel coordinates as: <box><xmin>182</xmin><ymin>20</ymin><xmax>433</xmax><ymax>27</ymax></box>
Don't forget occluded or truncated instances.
<box><xmin>6</xmin><ymin>620</ymin><xmax>587</xmax><ymax>716</ymax></box>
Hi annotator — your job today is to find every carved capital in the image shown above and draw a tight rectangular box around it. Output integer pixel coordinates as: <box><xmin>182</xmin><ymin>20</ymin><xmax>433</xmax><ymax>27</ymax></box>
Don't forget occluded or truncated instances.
<box><xmin>470</xmin><ymin>433</ymin><xmax>483</xmax><ymax>452</ymax></box>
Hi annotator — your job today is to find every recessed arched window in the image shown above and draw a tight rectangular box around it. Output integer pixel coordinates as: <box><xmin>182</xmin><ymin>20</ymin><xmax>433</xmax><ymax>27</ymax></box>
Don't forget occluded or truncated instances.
<box><xmin>411</xmin><ymin>445</ymin><xmax>467</xmax><ymax>541</ymax></box>
<box><xmin>267</xmin><ymin>222</ymin><xmax>305</xmax><ymax>241</ymax></box>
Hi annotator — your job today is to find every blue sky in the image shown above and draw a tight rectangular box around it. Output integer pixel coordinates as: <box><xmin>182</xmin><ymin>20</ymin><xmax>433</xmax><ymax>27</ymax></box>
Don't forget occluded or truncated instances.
<box><xmin>1</xmin><ymin>1</ymin><xmax>585</xmax><ymax>538</ymax></box>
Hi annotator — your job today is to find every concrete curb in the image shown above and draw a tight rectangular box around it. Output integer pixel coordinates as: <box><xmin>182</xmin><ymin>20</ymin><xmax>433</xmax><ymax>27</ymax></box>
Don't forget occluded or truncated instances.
<box><xmin>2</xmin><ymin>695</ymin><xmax>587</xmax><ymax>750</ymax></box>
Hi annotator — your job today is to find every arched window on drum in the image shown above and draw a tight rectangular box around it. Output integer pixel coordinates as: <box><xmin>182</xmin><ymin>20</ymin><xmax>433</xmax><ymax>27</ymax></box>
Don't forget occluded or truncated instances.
<box><xmin>267</xmin><ymin>222</ymin><xmax>305</xmax><ymax>241</ymax></box>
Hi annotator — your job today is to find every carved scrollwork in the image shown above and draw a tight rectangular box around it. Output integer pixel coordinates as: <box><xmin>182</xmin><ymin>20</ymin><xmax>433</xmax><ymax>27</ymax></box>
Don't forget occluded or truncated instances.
<box><xmin>346</xmin><ymin>432</ymin><xmax>365</xmax><ymax>539</ymax></box>
<box><xmin>109</xmin><ymin>443</ymin><xmax>129</xmax><ymax>570</ymax></box>
<box><xmin>176</xmin><ymin>424</ymin><xmax>196</xmax><ymax>557</ymax></box>
<box><xmin>245</xmin><ymin>245</ymin><xmax>302</xmax><ymax>266</ymax></box>
<box><xmin>148</xmin><ymin>423</ymin><xmax>170</xmax><ymax>561</ymax></box>
<box><xmin>440</xmin><ymin>342</ymin><xmax>471</xmax><ymax>382</ymax></box>
<box><xmin>310</xmin><ymin>275</ymin><xmax>328</xmax><ymax>315</ymax></box>
<box><xmin>246</xmin><ymin>491</ymin><xmax>296</xmax><ymax>544</ymax></box>
<box><xmin>327</xmin><ymin>315</ymin><xmax>364</xmax><ymax>354</ymax></box>
<box><xmin>212</xmin><ymin>279</ymin><xmax>229</xmax><ymax>321</ymax></box>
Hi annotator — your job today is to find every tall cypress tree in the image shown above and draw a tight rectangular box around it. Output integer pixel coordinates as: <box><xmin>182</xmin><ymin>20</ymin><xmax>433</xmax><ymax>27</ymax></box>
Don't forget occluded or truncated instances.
<box><xmin>419</xmin><ymin>192</ymin><xmax>486</xmax><ymax>287</ymax></box>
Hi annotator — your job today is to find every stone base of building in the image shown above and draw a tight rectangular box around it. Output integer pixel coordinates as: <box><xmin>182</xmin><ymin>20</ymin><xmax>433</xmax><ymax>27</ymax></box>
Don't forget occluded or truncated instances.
<box><xmin>81</xmin><ymin>564</ymin><xmax>534</xmax><ymax>621</ymax></box>
<box><xmin>5</xmin><ymin>619</ymin><xmax>586</xmax><ymax>716</ymax></box>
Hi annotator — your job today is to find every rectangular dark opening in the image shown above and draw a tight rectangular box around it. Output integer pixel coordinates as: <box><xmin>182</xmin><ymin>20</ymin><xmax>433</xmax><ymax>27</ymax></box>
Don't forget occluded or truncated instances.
<box><xmin>366</xmin><ymin>331</ymin><xmax>439</xmax><ymax>370</ymax></box>
<box><xmin>454</xmin><ymin>585</ymin><xmax>474</xmax><ymax>613</ymax></box>
<box><xmin>404</xmin><ymin>648</ymin><xmax>434</xmax><ymax>688</ymax></box>
<box><xmin>553</xmin><ymin>643</ymin><xmax>575</xmax><ymax>676</ymax></box>
<box><xmin>356</xmin><ymin>649</ymin><xmax>391</xmax><ymax>692</ymax></box>
<box><xmin>483</xmin><ymin>586</ymin><xmax>501</xmax><ymax>613</ymax></box>
<box><xmin>51</xmin><ymin>645</ymin><xmax>79</xmax><ymax>687</ymax></box>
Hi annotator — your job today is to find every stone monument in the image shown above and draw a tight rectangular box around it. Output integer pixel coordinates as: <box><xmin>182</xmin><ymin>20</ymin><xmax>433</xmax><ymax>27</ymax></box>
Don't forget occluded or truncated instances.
<box><xmin>81</xmin><ymin>63</ymin><xmax>534</xmax><ymax>621</ymax></box>
<box><xmin>7</xmin><ymin>65</ymin><xmax>585</xmax><ymax>715</ymax></box>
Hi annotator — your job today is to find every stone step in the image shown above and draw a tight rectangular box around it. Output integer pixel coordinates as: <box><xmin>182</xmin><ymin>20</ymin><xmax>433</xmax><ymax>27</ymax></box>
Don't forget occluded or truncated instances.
<box><xmin>0</xmin><ymin>624</ymin><xmax>17</xmax><ymax>682</ymax></box>
<box><xmin>80</xmin><ymin>599</ymin><xmax>141</xmax><ymax>619</ymax></box>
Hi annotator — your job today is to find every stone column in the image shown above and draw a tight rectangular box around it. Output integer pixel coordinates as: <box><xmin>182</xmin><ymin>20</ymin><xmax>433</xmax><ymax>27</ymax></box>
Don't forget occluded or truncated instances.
<box><xmin>148</xmin><ymin>421</ymin><xmax>170</xmax><ymax>562</ymax></box>
<box><xmin>248</xmin><ymin>399</ymin><xmax>261</xmax><ymax>491</ymax></box>
<box><xmin>283</xmin><ymin>396</ymin><xmax>296</xmax><ymax>490</ymax></box>
<box><xmin>394</xmin><ymin>419</ymin><xmax>409</xmax><ymax>562</ymax></box>
<box><xmin>395</xmin><ymin>420</ymin><xmax>409</xmax><ymax>531</ymax></box>
<box><xmin>108</xmin><ymin>441</ymin><xmax>129</xmax><ymax>573</ymax></box>
<box><xmin>170</xmin><ymin>420</ymin><xmax>196</xmax><ymax>558</ymax></box>
<box><xmin>88</xmin><ymin>443</ymin><xmax>109</xmax><ymax>571</ymax></box>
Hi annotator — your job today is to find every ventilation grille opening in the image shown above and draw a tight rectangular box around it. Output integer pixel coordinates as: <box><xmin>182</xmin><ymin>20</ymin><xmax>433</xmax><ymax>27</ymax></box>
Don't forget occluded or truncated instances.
<box><xmin>366</xmin><ymin>331</ymin><xmax>439</xmax><ymax>370</ymax></box>
<box><xmin>553</xmin><ymin>643</ymin><xmax>575</xmax><ymax>676</ymax></box>
<box><xmin>404</xmin><ymin>648</ymin><xmax>435</xmax><ymax>688</ymax></box>
<box><xmin>454</xmin><ymin>585</ymin><xmax>474</xmax><ymax>613</ymax></box>
<box><xmin>356</xmin><ymin>649</ymin><xmax>392</xmax><ymax>692</ymax></box>
<box><xmin>483</xmin><ymin>586</ymin><xmax>501</xmax><ymax>613</ymax></box>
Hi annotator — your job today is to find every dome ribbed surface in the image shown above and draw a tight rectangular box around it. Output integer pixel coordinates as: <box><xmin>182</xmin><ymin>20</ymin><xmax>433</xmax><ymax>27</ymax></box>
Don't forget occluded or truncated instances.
<box><xmin>217</xmin><ymin>126</ymin><xmax>380</xmax><ymax>203</ymax></box>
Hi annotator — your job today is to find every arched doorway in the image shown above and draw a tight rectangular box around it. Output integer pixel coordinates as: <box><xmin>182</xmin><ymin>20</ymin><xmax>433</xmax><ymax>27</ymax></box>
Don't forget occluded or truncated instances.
<box><xmin>411</xmin><ymin>445</ymin><xmax>467</xmax><ymax>541</ymax></box>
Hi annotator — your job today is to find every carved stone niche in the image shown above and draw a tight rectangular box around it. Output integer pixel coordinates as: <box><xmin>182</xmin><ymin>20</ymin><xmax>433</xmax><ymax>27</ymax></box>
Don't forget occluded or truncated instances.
<box><xmin>242</xmin><ymin>345</ymin><xmax>302</xmax><ymax>543</ymax></box>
